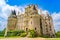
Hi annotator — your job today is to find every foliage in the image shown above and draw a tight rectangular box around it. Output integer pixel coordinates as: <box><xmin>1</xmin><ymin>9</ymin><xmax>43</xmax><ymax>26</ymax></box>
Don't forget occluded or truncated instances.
<box><xmin>7</xmin><ymin>30</ymin><xmax>25</xmax><ymax>37</ymax></box>
<box><xmin>20</xmin><ymin>33</ymin><xmax>27</xmax><ymax>37</ymax></box>
<box><xmin>8</xmin><ymin>30</ymin><xmax>25</xmax><ymax>33</ymax></box>
<box><xmin>0</xmin><ymin>31</ymin><xmax>4</xmax><ymax>37</ymax></box>
<box><xmin>56</xmin><ymin>31</ymin><xmax>60</xmax><ymax>38</ymax></box>
<box><xmin>0</xmin><ymin>29</ymin><xmax>5</xmax><ymax>37</ymax></box>
<box><xmin>28</xmin><ymin>30</ymin><xmax>36</xmax><ymax>38</ymax></box>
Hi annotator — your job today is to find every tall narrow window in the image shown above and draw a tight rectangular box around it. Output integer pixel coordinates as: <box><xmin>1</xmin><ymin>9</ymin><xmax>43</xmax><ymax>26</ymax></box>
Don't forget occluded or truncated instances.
<box><xmin>35</xmin><ymin>27</ymin><xmax>36</xmax><ymax>30</ymax></box>
<box><xmin>46</xmin><ymin>28</ymin><xmax>48</xmax><ymax>32</ymax></box>
<box><xmin>50</xmin><ymin>26</ymin><xmax>52</xmax><ymax>31</ymax></box>
<box><xmin>46</xmin><ymin>25</ymin><xmax>47</xmax><ymax>27</ymax></box>
<box><xmin>26</xmin><ymin>28</ymin><xmax>28</xmax><ymax>31</ymax></box>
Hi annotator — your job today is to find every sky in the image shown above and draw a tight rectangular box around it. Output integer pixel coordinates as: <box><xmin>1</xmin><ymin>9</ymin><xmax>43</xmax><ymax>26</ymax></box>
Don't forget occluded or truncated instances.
<box><xmin>0</xmin><ymin>0</ymin><xmax>60</xmax><ymax>31</ymax></box>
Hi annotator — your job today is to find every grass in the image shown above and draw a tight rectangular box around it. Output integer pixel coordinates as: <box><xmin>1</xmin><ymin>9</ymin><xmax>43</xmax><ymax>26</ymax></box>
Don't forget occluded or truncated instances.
<box><xmin>0</xmin><ymin>36</ymin><xmax>60</xmax><ymax>40</ymax></box>
<box><xmin>0</xmin><ymin>36</ymin><xmax>5</xmax><ymax>39</ymax></box>
<box><xmin>0</xmin><ymin>36</ymin><xmax>21</xmax><ymax>39</ymax></box>
<box><xmin>45</xmin><ymin>38</ymin><xmax>60</xmax><ymax>40</ymax></box>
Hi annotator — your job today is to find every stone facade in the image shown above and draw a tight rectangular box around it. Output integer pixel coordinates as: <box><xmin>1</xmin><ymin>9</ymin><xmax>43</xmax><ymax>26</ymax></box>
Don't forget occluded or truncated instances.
<box><xmin>5</xmin><ymin>5</ymin><xmax>55</xmax><ymax>37</ymax></box>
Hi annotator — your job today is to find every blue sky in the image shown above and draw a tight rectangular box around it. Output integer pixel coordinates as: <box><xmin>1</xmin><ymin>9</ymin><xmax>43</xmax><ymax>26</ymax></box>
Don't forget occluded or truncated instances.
<box><xmin>6</xmin><ymin>0</ymin><xmax>60</xmax><ymax>13</ymax></box>
<box><xmin>0</xmin><ymin>0</ymin><xmax>60</xmax><ymax>31</ymax></box>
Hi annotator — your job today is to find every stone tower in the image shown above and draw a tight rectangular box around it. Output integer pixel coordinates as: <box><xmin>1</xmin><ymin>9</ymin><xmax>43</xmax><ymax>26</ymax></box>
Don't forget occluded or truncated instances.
<box><xmin>23</xmin><ymin>5</ymin><xmax>41</xmax><ymax>35</ymax></box>
<box><xmin>4</xmin><ymin>10</ymin><xmax>17</xmax><ymax>36</ymax></box>
<box><xmin>7</xmin><ymin>10</ymin><xmax>17</xmax><ymax>31</ymax></box>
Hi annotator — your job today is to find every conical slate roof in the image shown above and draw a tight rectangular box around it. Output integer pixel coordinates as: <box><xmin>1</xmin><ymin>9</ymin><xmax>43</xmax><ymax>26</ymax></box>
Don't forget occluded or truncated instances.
<box><xmin>12</xmin><ymin>10</ymin><xmax>16</xmax><ymax>15</ymax></box>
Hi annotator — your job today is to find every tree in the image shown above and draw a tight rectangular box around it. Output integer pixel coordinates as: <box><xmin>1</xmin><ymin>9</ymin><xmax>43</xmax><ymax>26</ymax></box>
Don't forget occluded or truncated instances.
<box><xmin>56</xmin><ymin>31</ymin><xmax>60</xmax><ymax>38</ymax></box>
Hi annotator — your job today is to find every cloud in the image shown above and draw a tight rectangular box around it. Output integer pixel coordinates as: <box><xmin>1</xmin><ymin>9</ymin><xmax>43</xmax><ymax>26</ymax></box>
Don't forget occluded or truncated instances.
<box><xmin>38</xmin><ymin>9</ymin><xmax>49</xmax><ymax>15</ymax></box>
<box><xmin>0</xmin><ymin>0</ymin><xmax>5</xmax><ymax>5</ymax></box>
<box><xmin>0</xmin><ymin>0</ymin><xmax>25</xmax><ymax>19</ymax></box>
<box><xmin>0</xmin><ymin>0</ymin><xmax>25</xmax><ymax>31</ymax></box>
<box><xmin>0</xmin><ymin>20</ymin><xmax>7</xmax><ymax>31</ymax></box>
<box><xmin>51</xmin><ymin>12</ymin><xmax>60</xmax><ymax>31</ymax></box>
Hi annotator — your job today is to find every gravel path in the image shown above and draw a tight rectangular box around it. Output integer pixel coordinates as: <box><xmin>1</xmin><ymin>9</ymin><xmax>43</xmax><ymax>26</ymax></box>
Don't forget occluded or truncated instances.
<box><xmin>0</xmin><ymin>38</ymin><xmax>45</xmax><ymax>40</ymax></box>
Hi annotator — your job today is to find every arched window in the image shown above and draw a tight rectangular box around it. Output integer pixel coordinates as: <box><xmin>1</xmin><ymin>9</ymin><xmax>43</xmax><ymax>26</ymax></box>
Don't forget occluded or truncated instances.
<box><xmin>35</xmin><ymin>27</ymin><xmax>36</xmax><ymax>30</ymax></box>
<box><xmin>26</xmin><ymin>28</ymin><xmax>28</xmax><ymax>31</ymax></box>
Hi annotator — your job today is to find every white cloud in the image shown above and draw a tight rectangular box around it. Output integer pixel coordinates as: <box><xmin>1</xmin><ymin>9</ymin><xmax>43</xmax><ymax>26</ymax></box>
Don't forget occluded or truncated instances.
<box><xmin>0</xmin><ymin>0</ymin><xmax>25</xmax><ymax>31</ymax></box>
<box><xmin>0</xmin><ymin>0</ymin><xmax>5</xmax><ymax>5</ymax></box>
<box><xmin>0</xmin><ymin>0</ymin><xmax>25</xmax><ymax>19</ymax></box>
<box><xmin>52</xmin><ymin>12</ymin><xmax>60</xmax><ymax>21</ymax></box>
<box><xmin>0</xmin><ymin>21</ymin><xmax>7</xmax><ymax>31</ymax></box>
<box><xmin>51</xmin><ymin>12</ymin><xmax>60</xmax><ymax>31</ymax></box>
<box><xmin>38</xmin><ymin>8</ymin><xmax>48</xmax><ymax>14</ymax></box>
<box><xmin>42</xmin><ymin>10</ymin><xmax>49</xmax><ymax>14</ymax></box>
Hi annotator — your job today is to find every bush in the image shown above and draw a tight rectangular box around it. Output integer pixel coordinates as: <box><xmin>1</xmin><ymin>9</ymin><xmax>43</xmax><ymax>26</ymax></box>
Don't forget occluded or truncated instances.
<box><xmin>7</xmin><ymin>32</ymin><xmax>14</xmax><ymax>37</ymax></box>
<box><xmin>28</xmin><ymin>30</ymin><xmax>36</xmax><ymax>38</ymax></box>
<box><xmin>7</xmin><ymin>30</ymin><xmax>25</xmax><ymax>37</ymax></box>
<box><xmin>56</xmin><ymin>31</ymin><xmax>60</xmax><ymax>38</ymax></box>
<box><xmin>0</xmin><ymin>31</ymin><xmax>5</xmax><ymax>37</ymax></box>
<box><xmin>20</xmin><ymin>33</ymin><xmax>27</xmax><ymax>37</ymax></box>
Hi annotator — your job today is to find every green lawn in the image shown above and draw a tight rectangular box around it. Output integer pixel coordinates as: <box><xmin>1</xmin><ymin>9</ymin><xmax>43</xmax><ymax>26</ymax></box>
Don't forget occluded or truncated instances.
<box><xmin>0</xmin><ymin>36</ymin><xmax>21</xmax><ymax>39</ymax></box>
<box><xmin>45</xmin><ymin>38</ymin><xmax>60</xmax><ymax>40</ymax></box>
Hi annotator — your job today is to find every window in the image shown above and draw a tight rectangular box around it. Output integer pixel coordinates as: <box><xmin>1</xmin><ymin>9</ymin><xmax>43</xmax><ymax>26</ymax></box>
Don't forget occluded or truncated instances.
<box><xmin>46</xmin><ymin>28</ymin><xmax>48</xmax><ymax>32</ymax></box>
<box><xmin>50</xmin><ymin>26</ymin><xmax>51</xmax><ymax>28</ymax></box>
<box><xmin>26</xmin><ymin>28</ymin><xmax>28</xmax><ymax>31</ymax></box>
<box><xmin>50</xmin><ymin>27</ymin><xmax>52</xmax><ymax>31</ymax></box>
<box><xmin>35</xmin><ymin>27</ymin><xmax>36</xmax><ymax>30</ymax></box>
<box><xmin>46</xmin><ymin>24</ymin><xmax>47</xmax><ymax>27</ymax></box>
<box><xmin>31</xmin><ymin>16</ymin><xmax>32</xmax><ymax>18</ymax></box>
<box><xmin>50</xmin><ymin>26</ymin><xmax>52</xmax><ymax>31</ymax></box>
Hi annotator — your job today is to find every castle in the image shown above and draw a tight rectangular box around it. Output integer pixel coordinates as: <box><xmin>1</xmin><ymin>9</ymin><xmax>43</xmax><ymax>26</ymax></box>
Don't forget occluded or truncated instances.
<box><xmin>5</xmin><ymin>5</ymin><xmax>55</xmax><ymax>37</ymax></box>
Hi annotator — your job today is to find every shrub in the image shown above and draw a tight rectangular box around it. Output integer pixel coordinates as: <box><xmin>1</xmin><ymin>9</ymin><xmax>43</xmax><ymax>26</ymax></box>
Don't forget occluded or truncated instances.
<box><xmin>7</xmin><ymin>30</ymin><xmax>25</xmax><ymax>37</ymax></box>
<box><xmin>56</xmin><ymin>31</ymin><xmax>60</xmax><ymax>38</ymax></box>
<box><xmin>20</xmin><ymin>33</ymin><xmax>27</xmax><ymax>37</ymax></box>
<box><xmin>0</xmin><ymin>31</ymin><xmax>5</xmax><ymax>37</ymax></box>
<box><xmin>28</xmin><ymin>30</ymin><xmax>36</xmax><ymax>38</ymax></box>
